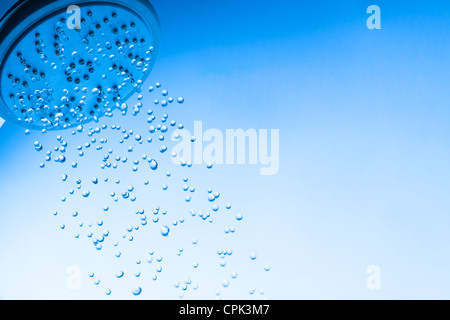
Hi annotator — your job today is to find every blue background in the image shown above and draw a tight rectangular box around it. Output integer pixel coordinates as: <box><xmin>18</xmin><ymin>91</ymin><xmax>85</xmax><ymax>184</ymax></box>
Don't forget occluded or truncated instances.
<box><xmin>0</xmin><ymin>0</ymin><xmax>450</xmax><ymax>299</ymax></box>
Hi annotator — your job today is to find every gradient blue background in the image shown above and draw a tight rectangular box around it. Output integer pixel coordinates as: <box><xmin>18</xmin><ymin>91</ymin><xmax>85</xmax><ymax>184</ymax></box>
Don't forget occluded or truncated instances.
<box><xmin>1</xmin><ymin>0</ymin><xmax>450</xmax><ymax>299</ymax></box>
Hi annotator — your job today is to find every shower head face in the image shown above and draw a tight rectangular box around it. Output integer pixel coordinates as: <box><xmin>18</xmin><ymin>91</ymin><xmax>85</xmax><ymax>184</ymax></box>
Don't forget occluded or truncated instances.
<box><xmin>0</xmin><ymin>0</ymin><xmax>160</xmax><ymax>130</ymax></box>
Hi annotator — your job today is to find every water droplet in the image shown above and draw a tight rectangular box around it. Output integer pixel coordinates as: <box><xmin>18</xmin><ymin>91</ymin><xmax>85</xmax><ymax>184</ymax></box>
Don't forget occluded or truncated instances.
<box><xmin>160</xmin><ymin>226</ymin><xmax>170</xmax><ymax>237</ymax></box>
<box><xmin>132</xmin><ymin>287</ymin><xmax>142</xmax><ymax>296</ymax></box>
<box><xmin>115</xmin><ymin>271</ymin><xmax>124</xmax><ymax>278</ymax></box>
<box><xmin>149</xmin><ymin>159</ymin><xmax>158</xmax><ymax>170</ymax></box>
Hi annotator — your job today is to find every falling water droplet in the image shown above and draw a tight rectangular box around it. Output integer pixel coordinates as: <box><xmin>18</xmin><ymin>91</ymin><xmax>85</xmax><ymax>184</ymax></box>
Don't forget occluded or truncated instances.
<box><xmin>149</xmin><ymin>159</ymin><xmax>158</xmax><ymax>170</ymax></box>
<box><xmin>160</xmin><ymin>226</ymin><xmax>170</xmax><ymax>237</ymax></box>
<box><xmin>116</xmin><ymin>271</ymin><xmax>124</xmax><ymax>278</ymax></box>
<box><xmin>132</xmin><ymin>286</ymin><xmax>142</xmax><ymax>296</ymax></box>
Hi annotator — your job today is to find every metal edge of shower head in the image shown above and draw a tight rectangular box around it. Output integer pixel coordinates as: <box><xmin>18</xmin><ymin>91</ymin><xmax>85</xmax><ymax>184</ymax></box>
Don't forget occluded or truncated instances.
<box><xmin>0</xmin><ymin>0</ymin><xmax>161</xmax><ymax>130</ymax></box>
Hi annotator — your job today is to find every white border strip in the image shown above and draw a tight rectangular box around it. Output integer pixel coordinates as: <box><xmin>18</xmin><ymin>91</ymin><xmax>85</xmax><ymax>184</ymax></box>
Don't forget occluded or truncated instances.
<box><xmin>0</xmin><ymin>117</ymin><xmax>4</xmax><ymax>128</ymax></box>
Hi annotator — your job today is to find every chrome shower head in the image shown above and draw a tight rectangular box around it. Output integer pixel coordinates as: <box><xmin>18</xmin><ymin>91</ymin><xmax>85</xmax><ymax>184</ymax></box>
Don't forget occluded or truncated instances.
<box><xmin>0</xmin><ymin>0</ymin><xmax>160</xmax><ymax>130</ymax></box>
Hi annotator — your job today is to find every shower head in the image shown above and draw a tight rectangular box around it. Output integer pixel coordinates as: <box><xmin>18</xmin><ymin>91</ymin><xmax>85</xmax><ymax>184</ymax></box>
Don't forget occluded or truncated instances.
<box><xmin>0</xmin><ymin>0</ymin><xmax>160</xmax><ymax>131</ymax></box>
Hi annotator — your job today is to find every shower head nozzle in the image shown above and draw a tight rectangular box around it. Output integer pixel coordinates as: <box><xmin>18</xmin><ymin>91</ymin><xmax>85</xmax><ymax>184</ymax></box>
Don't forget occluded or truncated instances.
<box><xmin>0</xmin><ymin>0</ymin><xmax>160</xmax><ymax>130</ymax></box>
